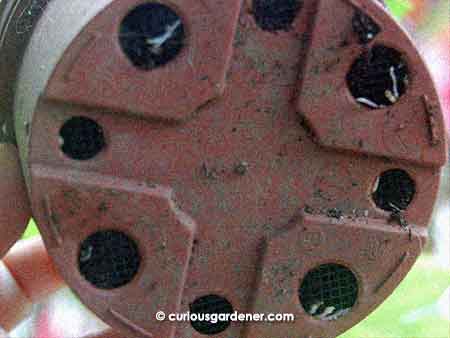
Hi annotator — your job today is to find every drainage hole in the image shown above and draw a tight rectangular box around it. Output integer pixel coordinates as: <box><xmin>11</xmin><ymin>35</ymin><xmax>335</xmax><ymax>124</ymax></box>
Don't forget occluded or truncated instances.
<box><xmin>60</xmin><ymin>116</ymin><xmax>105</xmax><ymax>161</ymax></box>
<box><xmin>253</xmin><ymin>0</ymin><xmax>303</xmax><ymax>32</ymax></box>
<box><xmin>79</xmin><ymin>230</ymin><xmax>141</xmax><ymax>290</ymax></box>
<box><xmin>189</xmin><ymin>294</ymin><xmax>234</xmax><ymax>335</ymax></box>
<box><xmin>347</xmin><ymin>45</ymin><xmax>409</xmax><ymax>109</ymax></box>
<box><xmin>352</xmin><ymin>10</ymin><xmax>381</xmax><ymax>44</ymax></box>
<box><xmin>299</xmin><ymin>264</ymin><xmax>358</xmax><ymax>321</ymax></box>
<box><xmin>372</xmin><ymin>169</ymin><xmax>416</xmax><ymax>212</ymax></box>
<box><xmin>119</xmin><ymin>3</ymin><xmax>186</xmax><ymax>70</ymax></box>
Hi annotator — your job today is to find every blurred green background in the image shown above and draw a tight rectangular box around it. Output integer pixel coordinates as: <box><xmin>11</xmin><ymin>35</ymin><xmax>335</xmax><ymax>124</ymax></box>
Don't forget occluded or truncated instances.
<box><xmin>344</xmin><ymin>255</ymin><xmax>450</xmax><ymax>337</ymax></box>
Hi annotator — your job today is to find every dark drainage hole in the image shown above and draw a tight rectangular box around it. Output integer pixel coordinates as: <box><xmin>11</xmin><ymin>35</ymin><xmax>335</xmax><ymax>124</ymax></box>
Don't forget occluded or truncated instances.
<box><xmin>79</xmin><ymin>230</ymin><xmax>141</xmax><ymax>290</ymax></box>
<box><xmin>189</xmin><ymin>295</ymin><xmax>234</xmax><ymax>335</ymax></box>
<box><xmin>299</xmin><ymin>264</ymin><xmax>358</xmax><ymax>321</ymax></box>
<box><xmin>372</xmin><ymin>169</ymin><xmax>415</xmax><ymax>212</ymax></box>
<box><xmin>60</xmin><ymin>116</ymin><xmax>105</xmax><ymax>161</ymax></box>
<box><xmin>119</xmin><ymin>3</ymin><xmax>185</xmax><ymax>70</ymax></box>
<box><xmin>253</xmin><ymin>0</ymin><xmax>303</xmax><ymax>32</ymax></box>
<box><xmin>347</xmin><ymin>45</ymin><xmax>409</xmax><ymax>109</ymax></box>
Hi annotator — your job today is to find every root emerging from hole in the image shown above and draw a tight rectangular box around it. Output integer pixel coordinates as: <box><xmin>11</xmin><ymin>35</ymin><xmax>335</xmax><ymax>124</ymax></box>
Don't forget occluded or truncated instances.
<box><xmin>347</xmin><ymin>45</ymin><xmax>409</xmax><ymax>109</ymax></box>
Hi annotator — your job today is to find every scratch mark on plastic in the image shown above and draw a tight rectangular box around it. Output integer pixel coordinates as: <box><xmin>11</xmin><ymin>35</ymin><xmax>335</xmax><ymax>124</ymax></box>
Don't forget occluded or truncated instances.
<box><xmin>43</xmin><ymin>195</ymin><xmax>63</xmax><ymax>246</ymax></box>
<box><xmin>421</xmin><ymin>94</ymin><xmax>441</xmax><ymax>146</ymax></box>
<box><xmin>109</xmin><ymin>308</ymin><xmax>154</xmax><ymax>338</ymax></box>
<box><xmin>374</xmin><ymin>251</ymin><xmax>408</xmax><ymax>293</ymax></box>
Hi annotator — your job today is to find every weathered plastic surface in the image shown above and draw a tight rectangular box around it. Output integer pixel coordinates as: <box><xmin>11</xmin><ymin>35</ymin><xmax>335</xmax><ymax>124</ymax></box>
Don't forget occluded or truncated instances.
<box><xmin>296</xmin><ymin>0</ymin><xmax>447</xmax><ymax>167</ymax></box>
<box><xmin>44</xmin><ymin>0</ymin><xmax>242</xmax><ymax>122</ymax></box>
<box><xmin>0</xmin><ymin>0</ymin><xmax>447</xmax><ymax>337</ymax></box>
<box><xmin>245</xmin><ymin>212</ymin><xmax>426</xmax><ymax>337</ymax></box>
